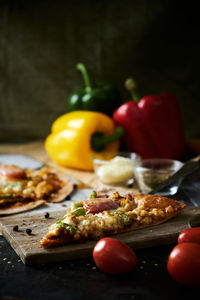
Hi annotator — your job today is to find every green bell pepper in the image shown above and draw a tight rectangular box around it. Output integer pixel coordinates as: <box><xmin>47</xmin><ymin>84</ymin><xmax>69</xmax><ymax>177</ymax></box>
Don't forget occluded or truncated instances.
<box><xmin>71</xmin><ymin>201</ymin><xmax>86</xmax><ymax>216</ymax></box>
<box><xmin>55</xmin><ymin>220</ymin><xmax>75</xmax><ymax>234</ymax></box>
<box><xmin>0</xmin><ymin>194</ymin><xmax>13</xmax><ymax>199</ymax></box>
<box><xmin>91</xmin><ymin>191</ymin><xmax>97</xmax><ymax>199</ymax></box>
<box><xmin>67</xmin><ymin>63</ymin><xmax>121</xmax><ymax>116</ymax></box>
<box><xmin>71</xmin><ymin>207</ymin><xmax>86</xmax><ymax>216</ymax></box>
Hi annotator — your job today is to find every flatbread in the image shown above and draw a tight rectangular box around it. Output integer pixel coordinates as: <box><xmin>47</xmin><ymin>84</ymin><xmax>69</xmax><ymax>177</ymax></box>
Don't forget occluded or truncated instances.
<box><xmin>0</xmin><ymin>166</ymin><xmax>75</xmax><ymax>215</ymax></box>
<box><xmin>0</xmin><ymin>200</ymin><xmax>46</xmax><ymax>216</ymax></box>
<box><xmin>48</xmin><ymin>179</ymin><xmax>74</xmax><ymax>203</ymax></box>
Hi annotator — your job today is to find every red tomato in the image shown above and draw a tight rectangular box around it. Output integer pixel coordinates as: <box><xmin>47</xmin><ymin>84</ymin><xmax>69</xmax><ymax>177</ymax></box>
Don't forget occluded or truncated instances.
<box><xmin>167</xmin><ymin>243</ymin><xmax>200</xmax><ymax>287</ymax></box>
<box><xmin>178</xmin><ymin>227</ymin><xmax>200</xmax><ymax>244</ymax></box>
<box><xmin>0</xmin><ymin>164</ymin><xmax>25</xmax><ymax>179</ymax></box>
<box><xmin>93</xmin><ymin>237</ymin><xmax>137</xmax><ymax>274</ymax></box>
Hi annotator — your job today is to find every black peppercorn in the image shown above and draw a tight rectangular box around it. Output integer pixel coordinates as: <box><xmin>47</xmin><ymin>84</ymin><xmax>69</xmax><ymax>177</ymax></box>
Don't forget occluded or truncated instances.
<box><xmin>45</xmin><ymin>212</ymin><xmax>50</xmax><ymax>218</ymax></box>
<box><xmin>73</xmin><ymin>184</ymin><xmax>78</xmax><ymax>190</ymax></box>
<box><xmin>26</xmin><ymin>228</ymin><xmax>32</xmax><ymax>235</ymax></box>
<box><xmin>127</xmin><ymin>183</ymin><xmax>133</xmax><ymax>188</ymax></box>
<box><xmin>13</xmin><ymin>225</ymin><xmax>19</xmax><ymax>232</ymax></box>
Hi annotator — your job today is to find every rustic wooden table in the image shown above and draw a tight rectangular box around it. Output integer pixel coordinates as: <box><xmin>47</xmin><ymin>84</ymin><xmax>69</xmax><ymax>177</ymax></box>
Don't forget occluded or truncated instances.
<box><xmin>0</xmin><ymin>142</ymin><xmax>199</xmax><ymax>299</ymax></box>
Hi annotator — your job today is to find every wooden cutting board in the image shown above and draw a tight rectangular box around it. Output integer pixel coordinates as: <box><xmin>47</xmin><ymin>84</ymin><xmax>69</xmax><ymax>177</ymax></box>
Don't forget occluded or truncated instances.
<box><xmin>0</xmin><ymin>206</ymin><xmax>200</xmax><ymax>265</ymax></box>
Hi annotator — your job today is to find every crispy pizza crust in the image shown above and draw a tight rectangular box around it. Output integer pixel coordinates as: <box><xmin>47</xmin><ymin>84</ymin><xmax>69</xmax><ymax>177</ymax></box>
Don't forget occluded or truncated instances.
<box><xmin>0</xmin><ymin>200</ymin><xmax>46</xmax><ymax>216</ymax></box>
<box><xmin>48</xmin><ymin>177</ymin><xmax>74</xmax><ymax>203</ymax></box>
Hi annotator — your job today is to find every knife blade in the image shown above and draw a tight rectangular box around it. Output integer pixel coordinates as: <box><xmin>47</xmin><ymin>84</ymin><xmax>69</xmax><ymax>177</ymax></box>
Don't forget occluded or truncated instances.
<box><xmin>150</xmin><ymin>159</ymin><xmax>200</xmax><ymax>196</ymax></box>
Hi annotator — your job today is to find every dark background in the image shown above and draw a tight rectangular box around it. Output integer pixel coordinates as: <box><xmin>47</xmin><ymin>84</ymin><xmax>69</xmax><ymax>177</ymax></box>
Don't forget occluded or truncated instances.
<box><xmin>0</xmin><ymin>0</ymin><xmax>200</xmax><ymax>143</ymax></box>
<box><xmin>0</xmin><ymin>237</ymin><xmax>198</xmax><ymax>300</ymax></box>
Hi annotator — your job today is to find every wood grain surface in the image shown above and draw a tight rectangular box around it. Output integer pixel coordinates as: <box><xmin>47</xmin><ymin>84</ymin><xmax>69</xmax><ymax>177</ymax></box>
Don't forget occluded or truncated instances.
<box><xmin>0</xmin><ymin>206</ymin><xmax>199</xmax><ymax>265</ymax></box>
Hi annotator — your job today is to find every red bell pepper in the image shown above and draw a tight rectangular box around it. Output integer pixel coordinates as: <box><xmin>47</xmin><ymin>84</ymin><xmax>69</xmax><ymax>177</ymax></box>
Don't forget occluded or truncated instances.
<box><xmin>113</xmin><ymin>79</ymin><xmax>185</xmax><ymax>159</ymax></box>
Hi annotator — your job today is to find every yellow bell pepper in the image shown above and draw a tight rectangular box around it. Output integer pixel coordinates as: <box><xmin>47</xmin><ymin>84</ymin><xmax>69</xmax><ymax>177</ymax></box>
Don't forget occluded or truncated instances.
<box><xmin>45</xmin><ymin>111</ymin><xmax>124</xmax><ymax>171</ymax></box>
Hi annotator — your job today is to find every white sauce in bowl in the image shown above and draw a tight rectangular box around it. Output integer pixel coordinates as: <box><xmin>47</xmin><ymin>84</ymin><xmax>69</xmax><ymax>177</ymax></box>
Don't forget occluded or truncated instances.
<box><xmin>97</xmin><ymin>156</ymin><xmax>134</xmax><ymax>184</ymax></box>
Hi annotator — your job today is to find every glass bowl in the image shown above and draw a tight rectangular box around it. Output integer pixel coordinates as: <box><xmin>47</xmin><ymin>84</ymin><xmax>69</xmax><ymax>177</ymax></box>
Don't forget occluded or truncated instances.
<box><xmin>93</xmin><ymin>152</ymin><xmax>141</xmax><ymax>186</ymax></box>
<box><xmin>133</xmin><ymin>158</ymin><xmax>184</xmax><ymax>194</ymax></box>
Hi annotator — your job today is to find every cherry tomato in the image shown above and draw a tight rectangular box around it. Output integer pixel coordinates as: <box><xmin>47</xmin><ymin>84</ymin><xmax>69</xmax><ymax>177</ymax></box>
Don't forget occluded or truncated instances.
<box><xmin>93</xmin><ymin>237</ymin><xmax>137</xmax><ymax>274</ymax></box>
<box><xmin>0</xmin><ymin>164</ymin><xmax>25</xmax><ymax>179</ymax></box>
<box><xmin>178</xmin><ymin>227</ymin><xmax>200</xmax><ymax>244</ymax></box>
<box><xmin>167</xmin><ymin>243</ymin><xmax>200</xmax><ymax>287</ymax></box>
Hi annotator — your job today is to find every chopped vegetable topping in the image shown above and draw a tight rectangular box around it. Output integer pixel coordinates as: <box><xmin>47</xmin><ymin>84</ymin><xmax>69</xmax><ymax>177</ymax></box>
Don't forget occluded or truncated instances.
<box><xmin>119</xmin><ymin>212</ymin><xmax>131</xmax><ymax>226</ymax></box>
<box><xmin>91</xmin><ymin>191</ymin><xmax>97</xmax><ymax>198</ymax></box>
<box><xmin>0</xmin><ymin>194</ymin><xmax>13</xmax><ymax>199</ymax></box>
<box><xmin>71</xmin><ymin>202</ymin><xmax>85</xmax><ymax>216</ymax></box>
<box><xmin>7</xmin><ymin>182</ymin><xmax>24</xmax><ymax>189</ymax></box>
<box><xmin>71</xmin><ymin>207</ymin><xmax>86</xmax><ymax>216</ymax></box>
<box><xmin>109</xmin><ymin>209</ymin><xmax>117</xmax><ymax>214</ymax></box>
<box><xmin>71</xmin><ymin>202</ymin><xmax>83</xmax><ymax>210</ymax></box>
<box><xmin>55</xmin><ymin>221</ymin><xmax>75</xmax><ymax>234</ymax></box>
<box><xmin>109</xmin><ymin>209</ymin><xmax>131</xmax><ymax>225</ymax></box>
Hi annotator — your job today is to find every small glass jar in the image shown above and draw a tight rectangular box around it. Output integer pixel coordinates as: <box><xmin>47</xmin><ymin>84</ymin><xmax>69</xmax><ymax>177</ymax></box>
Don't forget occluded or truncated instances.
<box><xmin>133</xmin><ymin>158</ymin><xmax>183</xmax><ymax>194</ymax></box>
<box><xmin>93</xmin><ymin>152</ymin><xmax>141</xmax><ymax>186</ymax></box>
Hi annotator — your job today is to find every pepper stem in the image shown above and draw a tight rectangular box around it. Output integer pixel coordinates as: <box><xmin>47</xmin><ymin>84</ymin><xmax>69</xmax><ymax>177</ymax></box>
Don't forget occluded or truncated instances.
<box><xmin>91</xmin><ymin>127</ymin><xmax>124</xmax><ymax>152</ymax></box>
<box><xmin>125</xmin><ymin>78</ymin><xmax>140</xmax><ymax>102</ymax></box>
<box><xmin>77</xmin><ymin>63</ymin><xmax>92</xmax><ymax>93</ymax></box>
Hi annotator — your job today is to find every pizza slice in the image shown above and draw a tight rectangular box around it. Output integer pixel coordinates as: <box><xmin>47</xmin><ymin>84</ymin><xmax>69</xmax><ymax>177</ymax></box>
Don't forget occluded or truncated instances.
<box><xmin>0</xmin><ymin>164</ymin><xmax>74</xmax><ymax>215</ymax></box>
<box><xmin>40</xmin><ymin>191</ymin><xmax>186</xmax><ymax>248</ymax></box>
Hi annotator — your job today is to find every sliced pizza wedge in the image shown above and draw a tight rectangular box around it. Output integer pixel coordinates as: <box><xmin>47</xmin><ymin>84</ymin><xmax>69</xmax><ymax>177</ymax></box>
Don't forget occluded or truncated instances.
<box><xmin>40</xmin><ymin>191</ymin><xmax>186</xmax><ymax>248</ymax></box>
<box><xmin>0</xmin><ymin>164</ymin><xmax>74</xmax><ymax>215</ymax></box>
